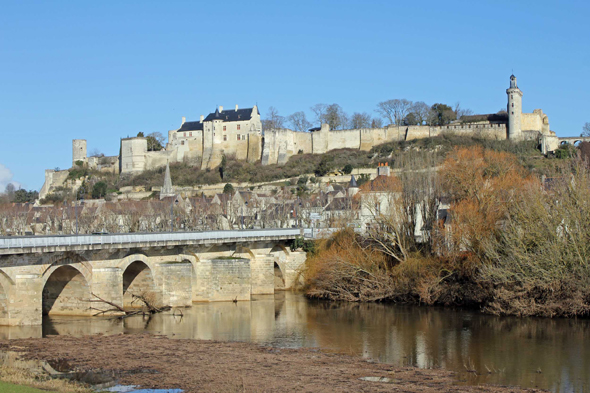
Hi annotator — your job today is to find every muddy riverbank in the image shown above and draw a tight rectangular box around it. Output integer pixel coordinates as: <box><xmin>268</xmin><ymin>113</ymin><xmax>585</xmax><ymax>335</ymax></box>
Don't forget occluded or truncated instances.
<box><xmin>0</xmin><ymin>334</ymin><xmax>545</xmax><ymax>393</ymax></box>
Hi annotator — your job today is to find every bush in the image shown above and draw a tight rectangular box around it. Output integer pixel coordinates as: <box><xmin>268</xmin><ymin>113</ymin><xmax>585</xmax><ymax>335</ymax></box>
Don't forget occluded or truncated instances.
<box><xmin>91</xmin><ymin>181</ymin><xmax>108</xmax><ymax>199</ymax></box>
<box><xmin>223</xmin><ymin>183</ymin><xmax>234</xmax><ymax>195</ymax></box>
<box><xmin>342</xmin><ymin>164</ymin><xmax>353</xmax><ymax>174</ymax></box>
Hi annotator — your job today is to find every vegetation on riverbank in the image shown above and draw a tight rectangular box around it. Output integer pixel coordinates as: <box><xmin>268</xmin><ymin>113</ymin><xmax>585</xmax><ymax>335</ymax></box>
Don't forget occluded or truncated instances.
<box><xmin>0</xmin><ymin>366</ymin><xmax>92</xmax><ymax>393</ymax></box>
<box><xmin>304</xmin><ymin>145</ymin><xmax>590</xmax><ymax>318</ymax></box>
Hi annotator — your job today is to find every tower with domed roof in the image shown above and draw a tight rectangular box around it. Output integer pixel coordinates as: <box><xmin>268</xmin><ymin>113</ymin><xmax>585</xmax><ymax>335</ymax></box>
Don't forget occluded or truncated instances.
<box><xmin>506</xmin><ymin>74</ymin><xmax>523</xmax><ymax>140</ymax></box>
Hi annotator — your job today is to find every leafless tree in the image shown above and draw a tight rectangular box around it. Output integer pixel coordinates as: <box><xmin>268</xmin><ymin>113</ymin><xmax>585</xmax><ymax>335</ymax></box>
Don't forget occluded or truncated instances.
<box><xmin>287</xmin><ymin>111</ymin><xmax>312</xmax><ymax>132</ymax></box>
<box><xmin>371</xmin><ymin>118</ymin><xmax>384</xmax><ymax>128</ymax></box>
<box><xmin>454</xmin><ymin>102</ymin><xmax>474</xmax><ymax>119</ymax></box>
<box><xmin>310</xmin><ymin>103</ymin><xmax>328</xmax><ymax>126</ymax></box>
<box><xmin>408</xmin><ymin>101</ymin><xmax>432</xmax><ymax>125</ymax></box>
<box><xmin>262</xmin><ymin>106</ymin><xmax>285</xmax><ymax>131</ymax></box>
<box><xmin>581</xmin><ymin>122</ymin><xmax>590</xmax><ymax>137</ymax></box>
<box><xmin>350</xmin><ymin>112</ymin><xmax>372</xmax><ymax>129</ymax></box>
<box><xmin>376</xmin><ymin>99</ymin><xmax>413</xmax><ymax>126</ymax></box>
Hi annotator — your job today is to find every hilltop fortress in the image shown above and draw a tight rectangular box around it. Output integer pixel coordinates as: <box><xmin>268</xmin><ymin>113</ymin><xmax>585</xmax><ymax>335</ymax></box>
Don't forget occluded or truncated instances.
<box><xmin>41</xmin><ymin>75</ymin><xmax>561</xmax><ymax>199</ymax></box>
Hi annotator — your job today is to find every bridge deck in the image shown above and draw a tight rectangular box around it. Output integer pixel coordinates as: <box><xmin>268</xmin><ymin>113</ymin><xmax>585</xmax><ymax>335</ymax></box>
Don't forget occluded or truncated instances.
<box><xmin>0</xmin><ymin>229</ymin><xmax>303</xmax><ymax>255</ymax></box>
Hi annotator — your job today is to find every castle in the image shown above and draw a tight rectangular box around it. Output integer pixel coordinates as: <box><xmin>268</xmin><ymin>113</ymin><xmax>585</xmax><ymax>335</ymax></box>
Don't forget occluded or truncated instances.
<box><xmin>41</xmin><ymin>75</ymin><xmax>561</xmax><ymax>199</ymax></box>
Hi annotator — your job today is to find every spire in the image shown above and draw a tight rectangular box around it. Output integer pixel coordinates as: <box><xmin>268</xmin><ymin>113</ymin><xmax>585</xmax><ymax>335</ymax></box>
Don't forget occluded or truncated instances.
<box><xmin>349</xmin><ymin>175</ymin><xmax>358</xmax><ymax>188</ymax></box>
<box><xmin>160</xmin><ymin>161</ymin><xmax>175</xmax><ymax>199</ymax></box>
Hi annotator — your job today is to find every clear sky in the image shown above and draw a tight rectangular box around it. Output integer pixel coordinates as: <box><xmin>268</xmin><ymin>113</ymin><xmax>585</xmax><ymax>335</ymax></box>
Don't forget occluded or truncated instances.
<box><xmin>1</xmin><ymin>0</ymin><xmax>589</xmax><ymax>191</ymax></box>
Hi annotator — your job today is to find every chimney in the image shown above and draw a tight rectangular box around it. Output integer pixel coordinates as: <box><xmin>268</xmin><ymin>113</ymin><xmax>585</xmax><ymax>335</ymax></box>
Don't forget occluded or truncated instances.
<box><xmin>181</xmin><ymin>116</ymin><xmax>186</xmax><ymax>125</ymax></box>
<box><xmin>235</xmin><ymin>104</ymin><xmax>239</xmax><ymax>111</ymax></box>
<box><xmin>219</xmin><ymin>106</ymin><xmax>223</xmax><ymax>113</ymax></box>
<box><xmin>200</xmin><ymin>115</ymin><xmax>204</xmax><ymax>123</ymax></box>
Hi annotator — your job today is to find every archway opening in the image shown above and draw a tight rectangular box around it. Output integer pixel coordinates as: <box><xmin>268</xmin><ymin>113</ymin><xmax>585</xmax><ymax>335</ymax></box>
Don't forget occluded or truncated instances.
<box><xmin>42</xmin><ymin>266</ymin><xmax>91</xmax><ymax>316</ymax></box>
<box><xmin>122</xmin><ymin>261</ymin><xmax>160</xmax><ymax>308</ymax></box>
<box><xmin>274</xmin><ymin>262</ymin><xmax>285</xmax><ymax>291</ymax></box>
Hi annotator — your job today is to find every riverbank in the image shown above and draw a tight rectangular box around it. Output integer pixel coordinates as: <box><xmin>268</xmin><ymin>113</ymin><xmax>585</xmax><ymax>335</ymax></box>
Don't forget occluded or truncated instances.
<box><xmin>0</xmin><ymin>334</ymin><xmax>545</xmax><ymax>393</ymax></box>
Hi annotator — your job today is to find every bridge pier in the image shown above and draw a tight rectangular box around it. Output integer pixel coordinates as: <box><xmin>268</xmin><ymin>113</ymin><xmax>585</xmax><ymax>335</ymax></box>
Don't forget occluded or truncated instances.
<box><xmin>159</xmin><ymin>262</ymin><xmax>192</xmax><ymax>307</ymax></box>
<box><xmin>91</xmin><ymin>267</ymin><xmax>124</xmax><ymax>315</ymax></box>
<box><xmin>12</xmin><ymin>274</ymin><xmax>43</xmax><ymax>326</ymax></box>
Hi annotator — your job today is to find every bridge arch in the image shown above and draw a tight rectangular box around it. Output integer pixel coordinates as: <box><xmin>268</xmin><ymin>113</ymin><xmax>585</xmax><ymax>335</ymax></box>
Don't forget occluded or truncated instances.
<box><xmin>42</xmin><ymin>265</ymin><xmax>91</xmax><ymax>316</ymax></box>
<box><xmin>122</xmin><ymin>260</ymin><xmax>161</xmax><ymax>308</ymax></box>
<box><xmin>40</xmin><ymin>253</ymin><xmax>92</xmax><ymax>284</ymax></box>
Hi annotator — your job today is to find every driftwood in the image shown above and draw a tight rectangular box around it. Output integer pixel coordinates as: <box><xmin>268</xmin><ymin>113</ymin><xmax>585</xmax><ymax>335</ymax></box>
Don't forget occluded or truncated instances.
<box><xmin>89</xmin><ymin>292</ymin><xmax>171</xmax><ymax>319</ymax></box>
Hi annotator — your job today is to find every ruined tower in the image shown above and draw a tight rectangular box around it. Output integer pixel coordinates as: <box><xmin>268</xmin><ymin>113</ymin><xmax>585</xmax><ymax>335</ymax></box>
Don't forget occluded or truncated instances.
<box><xmin>506</xmin><ymin>74</ymin><xmax>523</xmax><ymax>140</ymax></box>
<box><xmin>72</xmin><ymin>139</ymin><xmax>87</xmax><ymax>167</ymax></box>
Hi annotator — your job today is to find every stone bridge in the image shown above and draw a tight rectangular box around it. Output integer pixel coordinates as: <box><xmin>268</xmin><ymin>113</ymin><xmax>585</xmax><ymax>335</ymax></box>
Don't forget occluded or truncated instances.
<box><xmin>0</xmin><ymin>229</ymin><xmax>306</xmax><ymax>326</ymax></box>
<box><xmin>558</xmin><ymin>136</ymin><xmax>590</xmax><ymax>146</ymax></box>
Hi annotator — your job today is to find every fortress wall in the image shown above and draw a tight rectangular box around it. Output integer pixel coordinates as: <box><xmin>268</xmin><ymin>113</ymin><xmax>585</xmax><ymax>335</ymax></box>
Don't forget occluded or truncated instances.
<box><xmin>247</xmin><ymin>134</ymin><xmax>262</xmax><ymax>163</ymax></box>
<box><xmin>39</xmin><ymin>170</ymin><xmax>69</xmax><ymax>200</ymax></box>
<box><xmin>521</xmin><ymin>113</ymin><xmax>543</xmax><ymax>132</ymax></box>
<box><xmin>327</xmin><ymin>129</ymin><xmax>361</xmax><ymax>151</ymax></box>
<box><xmin>423</xmin><ymin>124</ymin><xmax>507</xmax><ymax>140</ymax></box>
<box><xmin>261</xmin><ymin>129</ymin><xmax>312</xmax><ymax>165</ymax></box>
<box><xmin>145</xmin><ymin>150</ymin><xmax>174</xmax><ymax>171</ymax></box>
<box><xmin>311</xmin><ymin>125</ymin><xmax>329</xmax><ymax>154</ymax></box>
<box><xmin>406</xmin><ymin>126</ymin><xmax>432</xmax><ymax>140</ymax></box>
<box><xmin>293</xmin><ymin>131</ymin><xmax>313</xmax><ymax>154</ymax></box>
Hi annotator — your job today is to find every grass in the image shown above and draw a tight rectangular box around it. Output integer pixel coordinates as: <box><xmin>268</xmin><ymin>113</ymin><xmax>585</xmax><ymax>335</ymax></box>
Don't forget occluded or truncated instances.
<box><xmin>0</xmin><ymin>366</ymin><xmax>92</xmax><ymax>393</ymax></box>
<box><xmin>0</xmin><ymin>380</ymin><xmax>48</xmax><ymax>393</ymax></box>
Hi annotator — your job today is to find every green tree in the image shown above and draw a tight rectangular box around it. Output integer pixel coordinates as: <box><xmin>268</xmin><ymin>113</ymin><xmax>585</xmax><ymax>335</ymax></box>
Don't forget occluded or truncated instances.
<box><xmin>342</xmin><ymin>164</ymin><xmax>353</xmax><ymax>174</ymax></box>
<box><xmin>137</xmin><ymin>131</ymin><xmax>145</xmax><ymax>137</ymax></box>
<box><xmin>13</xmin><ymin>189</ymin><xmax>39</xmax><ymax>203</ymax></box>
<box><xmin>92</xmin><ymin>181</ymin><xmax>108</xmax><ymax>199</ymax></box>
<box><xmin>314</xmin><ymin>156</ymin><xmax>335</xmax><ymax>177</ymax></box>
<box><xmin>430</xmin><ymin>103</ymin><xmax>456</xmax><ymax>125</ymax></box>
<box><xmin>146</xmin><ymin>132</ymin><xmax>165</xmax><ymax>151</ymax></box>
<box><xmin>223</xmin><ymin>183</ymin><xmax>235</xmax><ymax>195</ymax></box>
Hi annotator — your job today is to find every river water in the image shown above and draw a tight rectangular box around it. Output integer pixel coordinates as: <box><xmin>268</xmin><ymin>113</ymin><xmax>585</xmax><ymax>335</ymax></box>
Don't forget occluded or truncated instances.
<box><xmin>0</xmin><ymin>293</ymin><xmax>588</xmax><ymax>392</ymax></box>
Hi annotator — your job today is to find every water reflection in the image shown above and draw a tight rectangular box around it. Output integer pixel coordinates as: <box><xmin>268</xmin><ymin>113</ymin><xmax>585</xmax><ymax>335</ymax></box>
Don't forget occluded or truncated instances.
<box><xmin>0</xmin><ymin>292</ymin><xmax>587</xmax><ymax>392</ymax></box>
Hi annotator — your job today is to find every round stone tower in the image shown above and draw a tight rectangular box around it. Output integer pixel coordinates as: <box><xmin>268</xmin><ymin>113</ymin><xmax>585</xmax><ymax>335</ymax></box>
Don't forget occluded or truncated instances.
<box><xmin>72</xmin><ymin>139</ymin><xmax>87</xmax><ymax>167</ymax></box>
<box><xmin>506</xmin><ymin>74</ymin><xmax>523</xmax><ymax>140</ymax></box>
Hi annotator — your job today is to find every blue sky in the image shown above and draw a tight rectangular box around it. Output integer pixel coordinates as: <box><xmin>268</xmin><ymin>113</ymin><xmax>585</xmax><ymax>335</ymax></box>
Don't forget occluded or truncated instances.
<box><xmin>1</xmin><ymin>0</ymin><xmax>589</xmax><ymax>190</ymax></box>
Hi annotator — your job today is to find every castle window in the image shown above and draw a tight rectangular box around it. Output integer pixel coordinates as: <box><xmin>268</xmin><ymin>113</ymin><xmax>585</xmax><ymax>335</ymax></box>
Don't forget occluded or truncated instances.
<box><xmin>242</xmin><ymin>134</ymin><xmax>245</xmax><ymax>140</ymax></box>
<box><xmin>223</xmin><ymin>126</ymin><xmax>226</xmax><ymax>131</ymax></box>
<box><xmin>237</xmin><ymin>124</ymin><xmax>241</xmax><ymax>130</ymax></box>
<box><xmin>181</xmin><ymin>141</ymin><xmax>184</xmax><ymax>145</ymax></box>
<box><xmin>189</xmin><ymin>132</ymin><xmax>192</xmax><ymax>137</ymax></box>
<box><xmin>184</xmin><ymin>132</ymin><xmax>186</xmax><ymax>137</ymax></box>
<box><xmin>512</xmin><ymin>103</ymin><xmax>514</xmax><ymax>108</ymax></box>
<box><xmin>223</xmin><ymin>135</ymin><xmax>227</xmax><ymax>141</ymax></box>
<box><xmin>237</xmin><ymin>135</ymin><xmax>240</xmax><ymax>140</ymax></box>
<box><xmin>512</xmin><ymin>112</ymin><xmax>514</xmax><ymax>115</ymax></box>
<box><xmin>511</xmin><ymin>95</ymin><xmax>513</xmax><ymax>99</ymax></box>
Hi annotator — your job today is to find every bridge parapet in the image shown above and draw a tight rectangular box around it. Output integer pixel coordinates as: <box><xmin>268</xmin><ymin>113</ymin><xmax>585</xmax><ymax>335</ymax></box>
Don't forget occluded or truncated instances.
<box><xmin>0</xmin><ymin>229</ymin><xmax>303</xmax><ymax>255</ymax></box>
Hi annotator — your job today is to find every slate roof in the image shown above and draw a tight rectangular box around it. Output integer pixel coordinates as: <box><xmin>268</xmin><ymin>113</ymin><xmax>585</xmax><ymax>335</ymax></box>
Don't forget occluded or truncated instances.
<box><xmin>460</xmin><ymin>113</ymin><xmax>508</xmax><ymax>123</ymax></box>
<box><xmin>178</xmin><ymin>121</ymin><xmax>204</xmax><ymax>132</ymax></box>
<box><xmin>204</xmin><ymin>107</ymin><xmax>258</xmax><ymax>122</ymax></box>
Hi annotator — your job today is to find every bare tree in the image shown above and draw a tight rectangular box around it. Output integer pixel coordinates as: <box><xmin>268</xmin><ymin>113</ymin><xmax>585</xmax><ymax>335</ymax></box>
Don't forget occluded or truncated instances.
<box><xmin>261</xmin><ymin>106</ymin><xmax>285</xmax><ymax>131</ymax></box>
<box><xmin>407</xmin><ymin>101</ymin><xmax>431</xmax><ymax>125</ymax></box>
<box><xmin>287</xmin><ymin>111</ymin><xmax>312</xmax><ymax>132</ymax></box>
<box><xmin>350</xmin><ymin>112</ymin><xmax>372</xmax><ymax>129</ymax></box>
<box><xmin>581</xmin><ymin>122</ymin><xmax>590</xmax><ymax>137</ymax></box>
<box><xmin>310</xmin><ymin>104</ymin><xmax>328</xmax><ymax>126</ymax></box>
<box><xmin>376</xmin><ymin>99</ymin><xmax>413</xmax><ymax>125</ymax></box>
<box><xmin>371</xmin><ymin>118</ymin><xmax>384</xmax><ymax>128</ymax></box>
<box><xmin>323</xmin><ymin>104</ymin><xmax>348</xmax><ymax>130</ymax></box>
<box><xmin>454</xmin><ymin>102</ymin><xmax>474</xmax><ymax>119</ymax></box>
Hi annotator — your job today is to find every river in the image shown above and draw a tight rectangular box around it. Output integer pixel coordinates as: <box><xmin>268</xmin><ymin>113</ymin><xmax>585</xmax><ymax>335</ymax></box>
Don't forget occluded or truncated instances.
<box><xmin>0</xmin><ymin>292</ymin><xmax>588</xmax><ymax>392</ymax></box>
